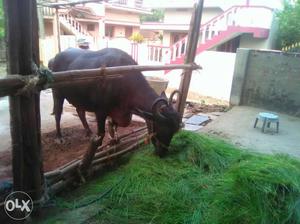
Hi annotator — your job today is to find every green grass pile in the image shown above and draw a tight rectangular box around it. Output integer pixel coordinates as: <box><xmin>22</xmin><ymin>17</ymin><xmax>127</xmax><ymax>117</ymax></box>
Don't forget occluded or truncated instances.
<box><xmin>41</xmin><ymin>131</ymin><xmax>300</xmax><ymax>224</ymax></box>
<box><xmin>205</xmin><ymin>154</ymin><xmax>300</xmax><ymax>223</ymax></box>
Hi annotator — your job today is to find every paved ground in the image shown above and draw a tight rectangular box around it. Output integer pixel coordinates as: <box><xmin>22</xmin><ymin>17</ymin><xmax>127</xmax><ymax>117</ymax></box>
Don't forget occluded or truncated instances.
<box><xmin>201</xmin><ymin>106</ymin><xmax>300</xmax><ymax>158</ymax></box>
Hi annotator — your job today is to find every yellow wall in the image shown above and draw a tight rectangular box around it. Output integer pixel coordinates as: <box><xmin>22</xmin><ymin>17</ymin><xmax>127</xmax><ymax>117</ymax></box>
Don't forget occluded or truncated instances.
<box><xmin>164</xmin><ymin>9</ymin><xmax>193</xmax><ymax>25</ymax></box>
<box><xmin>162</xmin><ymin>8</ymin><xmax>223</xmax><ymax>46</ymax></box>
<box><xmin>80</xmin><ymin>21</ymin><xmax>100</xmax><ymax>37</ymax></box>
<box><xmin>132</xmin><ymin>27</ymin><xmax>140</xmax><ymax>33</ymax></box>
<box><xmin>114</xmin><ymin>26</ymin><xmax>126</xmax><ymax>37</ymax></box>
<box><xmin>201</xmin><ymin>8</ymin><xmax>223</xmax><ymax>24</ymax></box>
<box><xmin>105</xmin><ymin>9</ymin><xmax>140</xmax><ymax>24</ymax></box>
<box><xmin>44</xmin><ymin>20</ymin><xmax>53</xmax><ymax>36</ymax></box>
<box><xmin>164</xmin><ymin>8</ymin><xmax>223</xmax><ymax>25</ymax></box>
<box><xmin>163</xmin><ymin>31</ymin><xmax>171</xmax><ymax>46</ymax></box>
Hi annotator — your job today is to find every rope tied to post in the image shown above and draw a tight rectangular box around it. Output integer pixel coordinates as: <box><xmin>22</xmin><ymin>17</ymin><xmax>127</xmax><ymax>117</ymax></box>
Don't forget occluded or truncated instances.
<box><xmin>15</xmin><ymin>62</ymin><xmax>54</xmax><ymax>96</ymax></box>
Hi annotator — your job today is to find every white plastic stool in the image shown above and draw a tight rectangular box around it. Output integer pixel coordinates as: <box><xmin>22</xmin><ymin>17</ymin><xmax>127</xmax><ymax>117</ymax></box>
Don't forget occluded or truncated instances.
<box><xmin>254</xmin><ymin>112</ymin><xmax>279</xmax><ymax>133</ymax></box>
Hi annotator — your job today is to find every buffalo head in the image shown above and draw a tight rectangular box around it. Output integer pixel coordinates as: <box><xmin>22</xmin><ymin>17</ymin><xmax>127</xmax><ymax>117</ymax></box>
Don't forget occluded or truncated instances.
<box><xmin>142</xmin><ymin>92</ymin><xmax>181</xmax><ymax>157</ymax></box>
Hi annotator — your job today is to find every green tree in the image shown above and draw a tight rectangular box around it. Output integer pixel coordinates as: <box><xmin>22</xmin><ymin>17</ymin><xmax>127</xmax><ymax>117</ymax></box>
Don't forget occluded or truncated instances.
<box><xmin>140</xmin><ymin>9</ymin><xmax>164</xmax><ymax>22</ymax></box>
<box><xmin>277</xmin><ymin>0</ymin><xmax>300</xmax><ymax>48</ymax></box>
<box><xmin>0</xmin><ymin>1</ymin><xmax>4</xmax><ymax>38</ymax></box>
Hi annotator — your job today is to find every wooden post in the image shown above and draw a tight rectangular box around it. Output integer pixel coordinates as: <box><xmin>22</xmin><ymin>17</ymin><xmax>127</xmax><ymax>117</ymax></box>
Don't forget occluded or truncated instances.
<box><xmin>176</xmin><ymin>0</ymin><xmax>204</xmax><ymax>118</ymax></box>
<box><xmin>4</xmin><ymin>0</ymin><xmax>44</xmax><ymax>202</ymax></box>
<box><xmin>80</xmin><ymin>136</ymin><xmax>103</xmax><ymax>175</ymax></box>
<box><xmin>53</xmin><ymin>6</ymin><xmax>61</xmax><ymax>53</ymax></box>
<box><xmin>37</xmin><ymin>3</ymin><xmax>45</xmax><ymax>39</ymax></box>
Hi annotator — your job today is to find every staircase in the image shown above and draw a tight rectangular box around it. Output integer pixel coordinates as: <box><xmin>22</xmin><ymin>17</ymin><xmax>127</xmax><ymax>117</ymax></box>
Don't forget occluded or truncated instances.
<box><xmin>41</xmin><ymin>6</ymin><xmax>94</xmax><ymax>43</ymax></box>
<box><xmin>148</xmin><ymin>5</ymin><xmax>273</xmax><ymax>67</ymax></box>
<box><xmin>59</xmin><ymin>11</ymin><xmax>94</xmax><ymax>42</ymax></box>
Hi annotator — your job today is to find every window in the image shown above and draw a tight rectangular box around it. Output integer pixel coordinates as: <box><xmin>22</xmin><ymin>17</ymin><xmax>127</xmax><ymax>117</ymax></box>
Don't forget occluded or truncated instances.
<box><xmin>87</xmin><ymin>24</ymin><xmax>95</xmax><ymax>31</ymax></box>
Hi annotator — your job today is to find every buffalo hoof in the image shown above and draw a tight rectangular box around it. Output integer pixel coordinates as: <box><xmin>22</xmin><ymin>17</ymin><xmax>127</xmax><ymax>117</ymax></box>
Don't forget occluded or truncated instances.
<box><xmin>85</xmin><ymin>130</ymin><xmax>93</xmax><ymax>137</ymax></box>
<box><xmin>54</xmin><ymin>137</ymin><xmax>65</xmax><ymax>144</ymax></box>
<box><xmin>88</xmin><ymin>133</ymin><xmax>98</xmax><ymax>141</ymax></box>
<box><xmin>109</xmin><ymin>137</ymin><xmax>120</xmax><ymax>145</ymax></box>
<box><xmin>155</xmin><ymin>148</ymin><xmax>168</xmax><ymax>158</ymax></box>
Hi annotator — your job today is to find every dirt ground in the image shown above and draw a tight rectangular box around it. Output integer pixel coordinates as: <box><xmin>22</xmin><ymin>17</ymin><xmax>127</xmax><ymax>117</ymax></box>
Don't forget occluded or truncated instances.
<box><xmin>185</xmin><ymin>101</ymin><xmax>229</xmax><ymax>114</ymax></box>
<box><xmin>0</xmin><ymin>121</ymin><xmax>144</xmax><ymax>179</ymax></box>
<box><xmin>42</xmin><ymin>121</ymin><xmax>145</xmax><ymax>172</ymax></box>
<box><xmin>201</xmin><ymin>106</ymin><xmax>300</xmax><ymax>159</ymax></box>
<box><xmin>0</xmin><ymin>86</ymin><xmax>229</xmax><ymax>180</ymax></box>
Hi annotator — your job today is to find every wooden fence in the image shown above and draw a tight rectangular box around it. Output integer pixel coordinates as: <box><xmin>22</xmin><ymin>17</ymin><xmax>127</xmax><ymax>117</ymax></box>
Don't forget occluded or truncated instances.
<box><xmin>0</xmin><ymin>0</ymin><xmax>204</xmax><ymax>212</ymax></box>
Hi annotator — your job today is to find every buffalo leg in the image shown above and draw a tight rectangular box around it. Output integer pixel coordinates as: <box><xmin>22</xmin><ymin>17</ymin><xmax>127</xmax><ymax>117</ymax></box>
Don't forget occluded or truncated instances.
<box><xmin>95</xmin><ymin>111</ymin><xmax>107</xmax><ymax>139</ymax></box>
<box><xmin>76</xmin><ymin>108</ymin><xmax>92</xmax><ymax>137</ymax></box>
<box><xmin>108</xmin><ymin>117</ymin><xmax>119</xmax><ymax>143</ymax></box>
<box><xmin>53</xmin><ymin>90</ymin><xmax>65</xmax><ymax>143</ymax></box>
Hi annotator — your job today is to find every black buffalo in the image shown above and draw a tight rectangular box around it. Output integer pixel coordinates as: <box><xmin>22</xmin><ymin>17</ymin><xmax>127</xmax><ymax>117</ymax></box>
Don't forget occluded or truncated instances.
<box><xmin>49</xmin><ymin>48</ymin><xmax>180</xmax><ymax>156</ymax></box>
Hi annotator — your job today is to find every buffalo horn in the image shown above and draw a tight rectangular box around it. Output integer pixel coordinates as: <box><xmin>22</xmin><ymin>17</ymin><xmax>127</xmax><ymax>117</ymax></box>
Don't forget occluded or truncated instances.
<box><xmin>168</xmin><ymin>90</ymin><xmax>181</xmax><ymax>106</ymax></box>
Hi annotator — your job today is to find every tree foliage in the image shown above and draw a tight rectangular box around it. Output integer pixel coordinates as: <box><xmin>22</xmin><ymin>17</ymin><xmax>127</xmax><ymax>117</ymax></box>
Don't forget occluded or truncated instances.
<box><xmin>0</xmin><ymin>1</ymin><xmax>4</xmax><ymax>38</ymax></box>
<box><xmin>277</xmin><ymin>0</ymin><xmax>300</xmax><ymax>48</ymax></box>
<box><xmin>140</xmin><ymin>9</ymin><xmax>164</xmax><ymax>22</ymax></box>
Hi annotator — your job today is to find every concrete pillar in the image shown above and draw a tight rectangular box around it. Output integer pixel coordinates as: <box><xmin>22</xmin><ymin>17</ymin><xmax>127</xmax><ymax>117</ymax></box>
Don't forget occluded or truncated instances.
<box><xmin>230</xmin><ymin>48</ymin><xmax>251</xmax><ymax>106</ymax></box>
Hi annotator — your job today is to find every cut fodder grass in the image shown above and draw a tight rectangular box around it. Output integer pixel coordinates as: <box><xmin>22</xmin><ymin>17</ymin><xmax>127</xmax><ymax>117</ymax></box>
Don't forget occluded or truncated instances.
<box><xmin>205</xmin><ymin>154</ymin><xmax>300</xmax><ymax>224</ymax></box>
<box><xmin>169</xmin><ymin>130</ymin><xmax>246</xmax><ymax>172</ymax></box>
<box><xmin>38</xmin><ymin>131</ymin><xmax>300</xmax><ymax>224</ymax></box>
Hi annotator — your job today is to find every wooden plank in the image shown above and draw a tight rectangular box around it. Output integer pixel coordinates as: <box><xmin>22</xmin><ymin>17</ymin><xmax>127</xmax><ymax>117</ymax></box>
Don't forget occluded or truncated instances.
<box><xmin>4</xmin><ymin>0</ymin><xmax>44</xmax><ymax>202</ymax></box>
<box><xmin>176</xmin><ymin>0</ymin><xmax>204</xmax><ymax>118</ymax></box>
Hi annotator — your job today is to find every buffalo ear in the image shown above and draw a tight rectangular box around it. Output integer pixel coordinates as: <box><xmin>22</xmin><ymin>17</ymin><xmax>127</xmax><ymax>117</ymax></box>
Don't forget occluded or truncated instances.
<box><xmin>160</xmin><ymin>91</ymin><xmax>167</xmax><ymax>100</ymax></box>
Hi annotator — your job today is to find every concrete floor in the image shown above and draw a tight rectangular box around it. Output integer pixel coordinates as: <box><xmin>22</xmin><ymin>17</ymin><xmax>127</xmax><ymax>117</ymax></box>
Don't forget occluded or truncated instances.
<box><xmin>201</xmin><ymin>106</ymin><xmax>300</xmax><ymax>158</ymax></box>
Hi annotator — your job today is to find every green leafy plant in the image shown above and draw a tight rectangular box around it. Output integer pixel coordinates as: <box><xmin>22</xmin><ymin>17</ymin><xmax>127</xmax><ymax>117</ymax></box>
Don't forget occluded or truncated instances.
<box><xmin>277</xmin><ymin>0</ymin><xmax>300</xmax><ymax>48</ymax></box>
<box><xmin>0</xmin><ymin>1</ymin><xmax>5</xmax><ymax>39</ymax></box>
<box><xmin>129</xmin><ymin>32</ymin><xmax>144</xmax><ymax>43</ymax></box>
<box><xmin>140</xmin><ymin>9</ymin><xmax>164</xmax><ymax>22</ymax></box>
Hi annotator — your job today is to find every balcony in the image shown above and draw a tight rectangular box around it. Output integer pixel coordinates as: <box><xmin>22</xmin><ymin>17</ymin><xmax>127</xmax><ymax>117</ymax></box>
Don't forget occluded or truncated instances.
<box><xmin>108</xmin><ymin>0</ymin><xmax>144</xmax><ymax>9</ymax></box>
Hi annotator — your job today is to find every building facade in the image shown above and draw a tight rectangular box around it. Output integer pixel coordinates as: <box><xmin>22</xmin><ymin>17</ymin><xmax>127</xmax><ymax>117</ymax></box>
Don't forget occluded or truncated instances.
<box><xmin>40</xmin><ymin>0</ymin><xmax>150</xmax><ymax>64</ymax></box>
<box><xmin>141</xmin><ymin>0</ymin><xmax>283</xmax><ymax>65</ymax></box>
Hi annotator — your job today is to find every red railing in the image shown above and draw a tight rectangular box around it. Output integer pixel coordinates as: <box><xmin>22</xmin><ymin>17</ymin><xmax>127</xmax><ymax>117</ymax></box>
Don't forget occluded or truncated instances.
<box><xmin>148</xmin><ymin>5</ymin><xmax>273</xmax><ymax>65</ymax></box>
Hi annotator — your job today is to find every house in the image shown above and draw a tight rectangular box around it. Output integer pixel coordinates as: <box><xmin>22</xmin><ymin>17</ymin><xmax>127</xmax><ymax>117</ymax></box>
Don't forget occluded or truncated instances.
<box><xmin>39</xmin><ymin>0</ymin><xmax>150</xmax><ymax>65</ymax></box>
<box><xmin>141</xmin><ymin>0</ymin><xmax>284</xmax><ymax>64</ymax></box>
<box><xmin>137</xmin><ymin>0</ymin><xmax>287</xmax><ymax>103</ymax></box>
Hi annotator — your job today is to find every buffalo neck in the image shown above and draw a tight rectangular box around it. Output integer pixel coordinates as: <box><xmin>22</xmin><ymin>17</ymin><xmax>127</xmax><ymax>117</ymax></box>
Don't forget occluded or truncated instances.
<box><xmin>132</xmin><ymin>87</ymin><xmax>159</xmax><ymax>113</ymax></box>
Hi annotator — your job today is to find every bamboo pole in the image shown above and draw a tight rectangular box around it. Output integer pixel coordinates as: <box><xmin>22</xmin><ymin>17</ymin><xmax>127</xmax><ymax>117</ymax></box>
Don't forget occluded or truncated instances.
<box><xmin>0</xmin><ymin>63</ymin><xmax>200</xmax><ymax>97</ymax></box>
<box><xmin>80</xmin><ymin>136</ymin><xmax>103</xmax><ymax>173</ymax></box>
<box><xmin>94</xmin><ymin>132</ymin><xmax>148</xmax><ymax>159</ymax></box>
<box><xmin>44</xmin><ymin>133</ymin><xmax>147</xmax><ymax>186</ymax></box>
<box><xmin>92</xmin><ymin>142</ymin><xmax>139</xmax><ymax>166</ymax></box>
<box><xmin>0</xmin><ymin>76</ymin><xmax>26</xmax><ymax>96</ymax></box>
<box><xmin>53</xmin><ymin>5</ymin><xmax>61</xmax><ymax>53</ymax></box>
<box><xmin>45</xmin><ymin>131</ymin><xmax>148</xmax><ymax>191</ymax></box>
<box><xmin>176</xmin><ymin>0</ymin><xmax>204</xmax><ymax>118</ymax></box>
<box><xmin>44</xmin><ymin>127</ymin><xmax>147</xmax><ymax>179</ymax></box>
